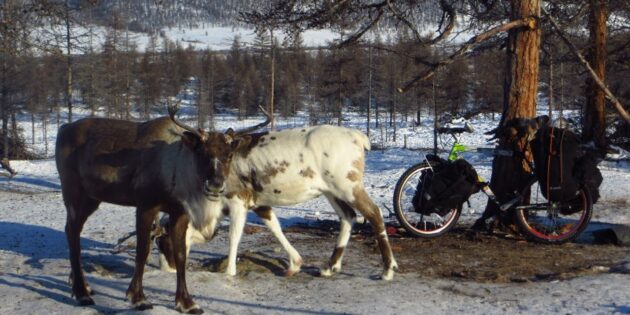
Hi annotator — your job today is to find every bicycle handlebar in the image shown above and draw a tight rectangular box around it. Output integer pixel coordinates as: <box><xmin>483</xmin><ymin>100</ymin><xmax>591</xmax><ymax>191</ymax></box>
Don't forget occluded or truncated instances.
<box><xmin>437</xmin><ymin>122</ymin><xmax>474</xmax><ymax>135</ymax></box>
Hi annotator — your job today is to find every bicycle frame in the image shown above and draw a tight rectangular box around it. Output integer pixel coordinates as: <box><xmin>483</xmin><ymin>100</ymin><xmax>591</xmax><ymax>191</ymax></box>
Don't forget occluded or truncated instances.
<box><xmin>397</xmin><ymin>123</ymin><xmax>593</xmax><ymax>242</ymax></box>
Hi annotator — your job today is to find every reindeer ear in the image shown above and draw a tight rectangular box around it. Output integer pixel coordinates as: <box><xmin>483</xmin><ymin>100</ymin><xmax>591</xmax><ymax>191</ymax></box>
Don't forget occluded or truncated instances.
<box><xmin>232</xmin><ymin>135</ymin><xmax>252</xmax><ymax>150</ymax></box>
<box><xmin>182</xmin><ymin>131</ymin><xmax>202</xmax><ymax>149</ymax></box>
<box><xmin>224</xmin><ymin>128</ymin><xmax>236</xmax><ymax>145</ymax></box>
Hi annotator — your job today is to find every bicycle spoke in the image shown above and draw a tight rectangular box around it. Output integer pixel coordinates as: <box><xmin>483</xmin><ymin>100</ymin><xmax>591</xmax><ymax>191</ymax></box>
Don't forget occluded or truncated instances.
<box><xmin>393</xmin><ymin>162</ymin><xmax>461</xmax><ymax>237</ymax></box>
<box><xmin>515</xmin><ymin>184</ymin><xmax>592</xmax><ymax>244</ymax></box>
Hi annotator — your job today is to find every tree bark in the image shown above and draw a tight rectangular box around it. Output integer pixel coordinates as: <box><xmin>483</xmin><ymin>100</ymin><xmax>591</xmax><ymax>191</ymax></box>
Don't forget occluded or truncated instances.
<box><xmin>501</xmin><ymin>1</ymin><xmax>540</xmax><ymax>123</ymax></box>
<box><xmin>480</xmin><ymin>0</ymin><xmax>541</xmax><ymax>226</ymax></box>
<box><xmin>583</xmin><ymin>0</ymin><xmax>608</xmax><ymax>149</ymax></box>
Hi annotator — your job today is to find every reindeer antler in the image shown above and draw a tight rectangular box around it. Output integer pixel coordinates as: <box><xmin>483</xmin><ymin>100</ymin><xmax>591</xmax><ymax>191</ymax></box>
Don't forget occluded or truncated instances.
<box><xmin>232</xmin><ymin>105</ymin><xmax>272</xmax><ymax>136</ymax></box>
<box><xmin>167</xmin><ymin>100</ymin><xmax>206</xmax><ymax>139</ymax></box>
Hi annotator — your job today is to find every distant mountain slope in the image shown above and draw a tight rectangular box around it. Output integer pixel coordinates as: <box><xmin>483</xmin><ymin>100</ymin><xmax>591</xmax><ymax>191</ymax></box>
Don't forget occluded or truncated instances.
<box><xmin>75</xmin><ymin>0</ymin><xmax>259</xmax><ymax>33</ymax></box>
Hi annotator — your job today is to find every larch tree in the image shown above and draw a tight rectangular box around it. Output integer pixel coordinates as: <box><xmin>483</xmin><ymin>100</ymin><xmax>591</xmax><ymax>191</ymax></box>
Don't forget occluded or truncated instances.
<box><xmin>0</xmin><ymin>0</ymin><xmax>41</xmax><ymax>159</ymax></box>
<box><xmin>479</xmin><ymin>0</ymin><xmax>541</xmax><ymax>225</ymax></box>
<box><xmin>583</xmin><ymin>0</ymin><xmax>608</xmax><ymax>151</ymax></box>
<box><xmin>241</xmin><ymin>0</ymin><xmax>544</xmax><ymax>226</ymax></box>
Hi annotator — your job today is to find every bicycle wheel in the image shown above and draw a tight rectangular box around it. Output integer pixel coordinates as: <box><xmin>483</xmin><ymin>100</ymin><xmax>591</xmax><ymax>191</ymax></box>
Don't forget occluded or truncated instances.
<box><xmin>514</xmin><ymin>184</ymin><xmax>593</xmax><ymax>244</ymax></box>
<box><xmin>393</xmin><ymin>162</ymin><xmax>461</xmax><ymax>237</ymax></box>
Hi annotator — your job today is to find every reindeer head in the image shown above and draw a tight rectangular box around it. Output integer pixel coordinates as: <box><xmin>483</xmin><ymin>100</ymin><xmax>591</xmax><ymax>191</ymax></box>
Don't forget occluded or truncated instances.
<box><xmin>169</xmin><ymin>103</ymin><xmax>270</xmax><ymax>200</ymax></box>
<box><xmin>179</xmin><ymin>129</ymin><xmax>243</xmax><ymax>200</ymax></box>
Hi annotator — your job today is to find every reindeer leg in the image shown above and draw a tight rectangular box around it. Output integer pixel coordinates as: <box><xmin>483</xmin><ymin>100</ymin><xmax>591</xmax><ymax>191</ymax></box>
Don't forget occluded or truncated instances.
<box><xmin>226</xmin><ymin>201</ymin><xmax>247</xmax><ymax>277</ymax></box>
<box><xmin>320</xmin><ymin>195</ymin><xmax>356</xmax><ymax>277</ymax></box>
<box><xmin>170</xmin><ymin>211</ymin><xmax>203</xmax><ymax>314</ymax></box>
<box><xmin>64</xmin><ymin>192</ymin><xmax>100</xmax><ymax>306</ymax></box>
<box><xmin>156</xmin><ymin>223</ymin><xmax>177</xmax><ymax>273</ymax></box>
<box><xmin>350</xmin><ymin>187</ymin><xmax>398</xmax><ymax>281</ymax></box>
<box><xmin>126</xmin><ymin>206</ymin><xmax>160</xmax><ymax>310</ymax></box>
<box><xmin>253</xmin><ymin>206</ymin><xmax>303</xmax><ymax>276</ymax></box>
<box><xmin>153</xmin><ymin>215</ymin><xmax>177</xmax><ymax>273</ymax></box>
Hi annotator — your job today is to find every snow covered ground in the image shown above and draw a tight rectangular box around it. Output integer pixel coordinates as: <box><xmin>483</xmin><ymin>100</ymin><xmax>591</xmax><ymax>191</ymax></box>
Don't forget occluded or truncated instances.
<box><xmin>5</xmin><ymin>12</ymin><xmax>628</xmax><ymax>313</ymax></box>
<box><xmin>1</xmin><ymin>105</ymin><xmax>629</xmax><ymax>314</ymax></box>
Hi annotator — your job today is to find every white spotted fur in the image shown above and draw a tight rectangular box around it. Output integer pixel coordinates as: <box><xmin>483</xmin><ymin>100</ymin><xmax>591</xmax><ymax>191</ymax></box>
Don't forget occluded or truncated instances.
<box><xmin>163</xmin><ymin>125</ymin><xmax>397</xmax><ymax>279</ymax></box>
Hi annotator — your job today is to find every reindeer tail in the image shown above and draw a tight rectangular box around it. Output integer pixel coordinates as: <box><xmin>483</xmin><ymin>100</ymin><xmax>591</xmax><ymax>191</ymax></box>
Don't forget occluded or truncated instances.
<box><xmin>352</xmin><ymin>129</ymin><xmax>371</xmax><ymax>151</ymax></box>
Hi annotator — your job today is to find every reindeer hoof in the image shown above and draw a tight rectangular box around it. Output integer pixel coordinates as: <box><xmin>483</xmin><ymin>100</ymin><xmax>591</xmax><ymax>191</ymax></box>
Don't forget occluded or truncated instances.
<box><xmin>381</xmin><ymin>268</ymin><xmax>395</xmax><ymax>281</ymax></box>
<box><xmin>285</xmin><ymin>258</ymin><xmax>303</xmax><ymax>277</ymax></box>
<box><xmin>176</xmin><ymin>302</ymin><xmax>203</xmax><ymax>314</ymax></box>
<box><xmin>284</xmin><ymin>268</ymin><xmax>299</xmax><ymax>277</ymax></box>
<box><xmin>225</xmin><ymin>266</ymin><xmax>237</xmax><ymax>277</ymax></box>
<box><xmin>134</xmin><ymin>301</ymin><xmax>153</xmax><ymax>311</ymax></box>
<box><xmin>76</xmin><ymin>296</ymin><xmax>95</xmax><ymax>306</ymax></box>
<box><xmin>319</xmin><ymin>267</ymin><xmax>336</xmax><ymax>277</ymax></box>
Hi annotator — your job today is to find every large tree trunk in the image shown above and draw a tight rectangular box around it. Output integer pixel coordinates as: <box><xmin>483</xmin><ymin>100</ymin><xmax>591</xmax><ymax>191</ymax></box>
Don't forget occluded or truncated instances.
<box><xmin>501</xmin><ymin>0</ymin><xmax>539</xmax><ymax>122</ymax></box>
<box><xmin>583</xmin><ymin>0</ymin><xmax>608</xmax><ymax>150</ymax></box>
<box><xmin>478</xmin><ymin>0</ymin><xmax>541</xmax><ymax>227</ymax></box>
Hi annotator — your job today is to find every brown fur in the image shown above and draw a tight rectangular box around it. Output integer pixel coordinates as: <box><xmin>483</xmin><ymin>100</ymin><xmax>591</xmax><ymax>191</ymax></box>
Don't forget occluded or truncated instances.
<box><xmin>328</xmin><ymin>247</ymin><xmax>346</xmax><ymax>267</ymax></box>
<box><xmin>300</xmin><ymin>167</ymin><xmax>316</xmax><ymax>178</ymax></box>
<box><xmin>253</xmin><ymin>206</ymin><xmax>273</xmax><ymax>221</ymax></box>
<box><xmin>346</xmin><ymin>171</ymin><xmax>360</xmax><ymax>182</ymax></box>
<box><xmin>260</xmin><ymin>166</ymin><xmax>282</xmax><ymax>184</ymax></box>
<box><xmin>56</xmin><ymin>115</ymin><xmax>243</xmax><ymax>313</ymax></box>
<box><xmin>351</xmin><ymin>186</ymin><xmax>385</xmax><ymax>234</ymax></box>
<box><xmin>237</xmin><ymin>132</ymin><xmax>269</xmax><ymax>157</ymax></box>
<box><xmin>352</xmin><ymin>158</ymin><xmax>365</xmax><ymax>171</ymax></box>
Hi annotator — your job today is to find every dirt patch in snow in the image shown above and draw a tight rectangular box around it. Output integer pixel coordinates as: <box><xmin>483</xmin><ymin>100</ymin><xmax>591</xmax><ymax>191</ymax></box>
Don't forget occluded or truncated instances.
<box><xmin>192</xmin><ymin>224</ymin><xmax>629</xmax><ymax>284</ymax></box>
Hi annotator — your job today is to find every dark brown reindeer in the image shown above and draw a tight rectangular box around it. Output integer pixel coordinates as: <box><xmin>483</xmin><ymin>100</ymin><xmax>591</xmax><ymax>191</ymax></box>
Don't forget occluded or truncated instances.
<box><xmin>55</xmin><ymin>105</ymin><xmax>269</xmax><ymax>314</ymax></box>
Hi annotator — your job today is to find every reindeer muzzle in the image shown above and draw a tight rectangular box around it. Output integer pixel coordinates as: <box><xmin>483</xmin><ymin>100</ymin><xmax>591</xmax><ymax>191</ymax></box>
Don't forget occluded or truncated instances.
<box><xmin>203</xmin><ymin>179</ymin><xmax>225</xmax><ymax>200</ymax></box>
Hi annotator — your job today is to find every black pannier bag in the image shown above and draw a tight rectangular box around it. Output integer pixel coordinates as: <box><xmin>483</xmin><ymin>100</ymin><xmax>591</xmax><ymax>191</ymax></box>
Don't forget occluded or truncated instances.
<box><xmin>531</xmin><ymin>126</ymin><xmax>603</xmax><ymax>205</ymax></box>
<box><xmin>573</xmin><ymin>150</ymin><xmax>603</xmax><ymax>204</ymax></box>
<box><xmin>412</xmin><ymin>155</ymin><xmax>480</xmax><ymax>216</ymax></box>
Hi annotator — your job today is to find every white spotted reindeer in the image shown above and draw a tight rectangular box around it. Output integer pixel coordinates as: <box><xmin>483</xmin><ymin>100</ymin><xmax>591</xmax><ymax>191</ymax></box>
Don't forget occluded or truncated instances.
<box><xmin>156</xmin><ymin>125</ymin><xmax>398</xmax><ymax>281</ymax></box>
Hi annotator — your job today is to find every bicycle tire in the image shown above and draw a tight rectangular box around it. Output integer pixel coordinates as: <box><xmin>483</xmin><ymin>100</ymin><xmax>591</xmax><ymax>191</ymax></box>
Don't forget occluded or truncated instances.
<box><xmin>514</xmin><ymin>186</ymin><xmax>593</xmax><ymax>244</ymax></box>
<box><xmin>393</xmin><ymin>161</ymin><xmax>461</xmax><ymax>237</ymax></box>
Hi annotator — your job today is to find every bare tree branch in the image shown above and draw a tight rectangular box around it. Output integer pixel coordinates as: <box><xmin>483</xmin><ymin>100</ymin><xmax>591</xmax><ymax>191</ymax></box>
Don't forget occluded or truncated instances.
<box><xmin>398</xmin><ymin>17</ymin><xmax>536</xmax><ymax>93</ymax></box>
<box><xmin>336</xmin><ymin>8</ymin><xmax>384</xmax><ymax>47</ymax></box>
<box><xmin>542</xmin><ymin>6</ymin><xmax>630</xmax><ymax>123</ymax></box>
<box><xmin>429</xmin><ymin>0</ymin><xmax>456</xmax><ymax>45</ymax></box>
